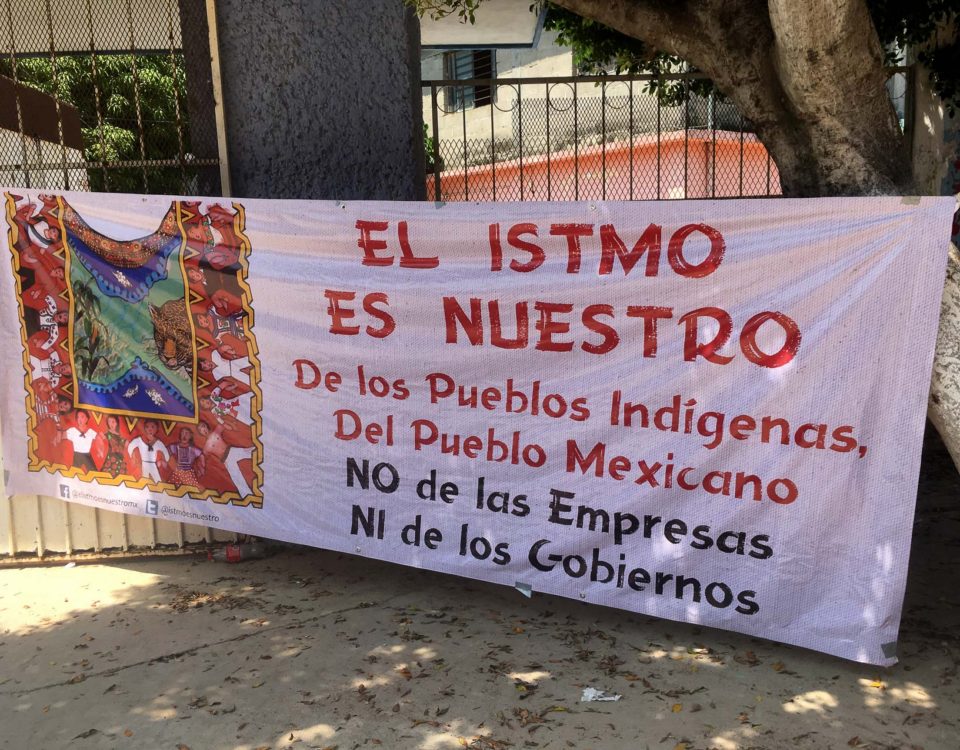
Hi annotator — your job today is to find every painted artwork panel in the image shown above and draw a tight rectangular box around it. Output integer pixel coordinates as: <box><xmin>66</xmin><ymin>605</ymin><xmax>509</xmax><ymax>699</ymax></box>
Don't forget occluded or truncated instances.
<box><xmin>4</xmin><ymin>193</ymin><xmax>263</xmax><ymax>506</ymax></box>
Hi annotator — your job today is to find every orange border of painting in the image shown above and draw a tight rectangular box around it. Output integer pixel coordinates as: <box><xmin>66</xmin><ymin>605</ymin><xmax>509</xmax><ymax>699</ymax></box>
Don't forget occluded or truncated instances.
<box><xmin>4</xmin><ymin>193</ymin><xmax>265</xmax><ymax>508</ymax></box>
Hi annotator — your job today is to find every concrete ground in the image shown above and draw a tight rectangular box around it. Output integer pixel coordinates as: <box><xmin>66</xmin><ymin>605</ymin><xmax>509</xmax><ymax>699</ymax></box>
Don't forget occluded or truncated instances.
<box><xmin>2</xmin><ymin>431</ymin><xmax>959</xmax><ymax>750</ymax></box>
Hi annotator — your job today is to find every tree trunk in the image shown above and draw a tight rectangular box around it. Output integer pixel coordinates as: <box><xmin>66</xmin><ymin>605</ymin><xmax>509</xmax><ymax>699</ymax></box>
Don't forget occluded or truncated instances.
<box><xmin>550</xmin><ymin>0</ymin><xmax>914</xmax><ymax>196</ymax></box>
<box><xmin>931</xmin><ymin>245</ymin><xmax>960</xmax><ymax>470</ymax></box>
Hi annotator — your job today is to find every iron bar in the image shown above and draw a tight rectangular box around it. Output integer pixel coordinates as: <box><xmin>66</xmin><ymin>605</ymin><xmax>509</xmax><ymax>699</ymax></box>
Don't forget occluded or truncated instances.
<box><xmin>489</xmin><ymin>83</ymin><xmax>496</xmax><ymax>200</ymax></box>
<box><xmin>545</xmin><ymin>82</ymin><xmax>551</xmax><ymax>201</ymax></box>
<box><xmin>601</xmin><ymin>80</ymin><xmax>607</xmax><ymax>200</ymax></box>
<box><xmin>573</xmin><ymin>82</ymin><xmax>579</xmax><ymax>201</ymax></box>
<box><xmin>43</xmin><ymin>0</ymin><xmax>70</xmax><ymax>189</ymax></box>
<box><xmin>0</xmin><ymin>158</ymin><xmax>220</xmax><ymax>171</ymax></box>
<box><xmin>518</xmin><ymin>81</ymin><xmax>523</xmax><ymax>200</ymax></box>
<box><xmin>710</xmin><ymin>91</ymin><xmax>716</xmax><ymax>198</ymax></box>
<box><xmin>126</xmin><ymin>0</ymin><xmax>151</xmax><ymax>192</ymax></box>
<box><xmin>683</xmin><ymin>78</ymin><xmax>689</xmax><ymax>199</ymax></box>
<box><xmin>430</xmin><ymin>83</ymin><xmax>441</xmax><ymax>200</ymax></box>
<box><xmin>85</xmin><ymin>0</ymin><xmax>110</xmax><ymax>190</ymax></box>
<box><xmin>656</xmin><ymin>79</ymin><xmax>661</xmax><ymax>200</ymax></box>
<box><xmin>739</xmin><ymin>113</ymin><xmax>745</xmax><ymax>196</ymax></box>
<box><xmin>628</xmin><ymin>79</ymin><xmax>634</xmax><ymax>201</ymax></box>
<box><xmin>165</xmin><ymin>0</ymin><xmax>189</xmax><ymax>193</ymax></box>
<box><xmin>423</xmin><ymin>72</ymin><xmax>710</xmax><ymax>87</ymax></box>
<box><xmin>461</xmin><ymin>86</ymin><xmax>468</xmax><ymax>200</ymax></box>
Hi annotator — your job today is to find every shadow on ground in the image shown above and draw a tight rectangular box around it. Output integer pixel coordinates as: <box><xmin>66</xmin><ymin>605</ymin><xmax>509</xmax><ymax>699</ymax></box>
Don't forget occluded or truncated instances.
<box><xmin>1</xmin><ymin>427</ymin><xmax>958</xmax><ymax>750</ymax></box>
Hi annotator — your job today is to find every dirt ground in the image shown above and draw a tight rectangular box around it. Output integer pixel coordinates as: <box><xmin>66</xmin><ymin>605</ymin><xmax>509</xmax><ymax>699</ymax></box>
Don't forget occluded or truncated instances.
<box><xmin>2</xmin><ymin>430</ymin><xmax>958</xmax><ymax>750</ymax></box>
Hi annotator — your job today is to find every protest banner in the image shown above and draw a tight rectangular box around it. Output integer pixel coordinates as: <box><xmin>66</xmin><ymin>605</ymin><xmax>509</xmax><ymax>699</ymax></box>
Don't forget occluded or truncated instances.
<box><xmin>0</xmin><ymin>190</ymin><xmax>954</xmax><ymax>664</ymax></box>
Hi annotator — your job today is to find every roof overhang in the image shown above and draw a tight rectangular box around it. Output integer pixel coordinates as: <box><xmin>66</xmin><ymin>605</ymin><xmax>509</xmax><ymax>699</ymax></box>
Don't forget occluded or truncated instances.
<box><xmin>12</xmin><ymin>0</ymin><xmax>180</xmax><ymax>55</ymax></box>
<box><xmin>420</xmin><ymin>0</ymin><xmax>545</xmax><ymax>49</ymax></box>
<box><xmin>0</xmin><ymin>75</ymin><xmax>83</xmax><ymax>149</ymax></box>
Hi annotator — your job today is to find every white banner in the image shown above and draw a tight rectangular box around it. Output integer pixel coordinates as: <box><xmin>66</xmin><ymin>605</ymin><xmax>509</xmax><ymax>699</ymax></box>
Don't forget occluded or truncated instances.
<box><xmin>0</xmin><ymin>190</ymin><xmax>954</xmax><ymax>664</ymax></box>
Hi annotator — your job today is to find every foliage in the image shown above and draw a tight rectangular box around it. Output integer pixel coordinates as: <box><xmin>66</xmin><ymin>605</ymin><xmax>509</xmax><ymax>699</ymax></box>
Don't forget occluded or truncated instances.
<box><xmin>71</xmin><ymin>278</ymin><xmax>110</xmax><ymax>381</ymax></box>
<box><xmin>541</xmin><ymin>5</ymin><xmax>717</xmax><ymax>105</ymax></box>
<box><xmin>423</xmin><ymin>122</ymin><xmax>441</xmax><ymax>173</ymax></box>
<box><xmin>869</xmin><ymin>0</ymin><xmax>960</xmax><ymax>115</ymax></box>
<box><xmin>0</xmin><ymin>53</ymin><xmax>191</xmax><ymax>192</ymax></box>
<box><xmin>414</xmin><ymin>0</ymin><xmax>485</xmax><ymax>22</ymax></box>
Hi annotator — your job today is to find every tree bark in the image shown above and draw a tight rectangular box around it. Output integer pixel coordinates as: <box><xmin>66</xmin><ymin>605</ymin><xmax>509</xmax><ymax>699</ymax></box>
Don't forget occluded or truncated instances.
<box><xmin>931</xmin><ymin>245</ymin><xmax>960</xmax><ymax>470</ymax></box>
<box><xmin>549</xmin><ymin>0</ymin><xmax>914</xmax><ymax>196</ymax></box>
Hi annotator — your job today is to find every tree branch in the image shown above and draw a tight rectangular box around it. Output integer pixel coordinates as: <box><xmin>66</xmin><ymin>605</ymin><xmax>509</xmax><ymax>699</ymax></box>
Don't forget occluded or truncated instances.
<box><xmin>547</xmin><ymin>0</ymin><xmax>704</xmax><ymax>61</ymax></box>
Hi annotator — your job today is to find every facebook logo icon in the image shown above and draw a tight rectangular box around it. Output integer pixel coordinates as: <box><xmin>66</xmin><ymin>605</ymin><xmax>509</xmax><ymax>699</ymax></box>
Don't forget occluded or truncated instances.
<box><xmin>145</xmin><ymin>499</ymin><xmax>159</xmax><ymax>516</ymax></box>
<box><xmin>59</xmin><ymin>484</ymin><xmax>70</xmax><ymax>499</ymax></box>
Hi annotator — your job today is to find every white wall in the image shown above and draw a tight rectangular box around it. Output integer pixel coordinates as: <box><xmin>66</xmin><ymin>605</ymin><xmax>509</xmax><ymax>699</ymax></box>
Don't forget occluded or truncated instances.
<box><xmin>0</xmin><ymin>131</ymin><xmax>88</xmax><ymax>191</ymax></box>
<box><xmin>422</xmin><ymin>31</ymin><xmax>576</xmax><ymax>144</ymax></box>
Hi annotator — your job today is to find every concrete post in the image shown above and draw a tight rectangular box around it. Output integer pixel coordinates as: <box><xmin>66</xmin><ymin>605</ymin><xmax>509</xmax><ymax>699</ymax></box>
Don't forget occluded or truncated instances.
<box><xmin>212</xmin><ymin>0</ymin><xmax>425</xmax><ymax>200</ymax></box>
<box><xmin>177</xmin><ymin>0</ymin><xmax>221</xmax><ymax>195</ymax></box>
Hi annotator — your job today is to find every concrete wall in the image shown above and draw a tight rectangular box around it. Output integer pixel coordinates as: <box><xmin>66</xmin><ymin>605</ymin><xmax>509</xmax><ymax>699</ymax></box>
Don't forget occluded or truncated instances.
<box><xmin>13</xmin><ymin>0</ymin><xmax>181</xmax><ymax>54</ymax></box>
<box><xmin>215</xmin><ymin>0</ymin><xmax>424</xmax><ymax>200</ymax></box>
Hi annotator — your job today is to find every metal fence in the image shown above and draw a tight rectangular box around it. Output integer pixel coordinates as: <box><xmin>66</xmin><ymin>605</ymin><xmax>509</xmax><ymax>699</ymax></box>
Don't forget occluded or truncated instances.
<box><xmin>0</xmin><ymin>0</ymin><xmax>221</xmax><ymax>195</ymax></box>
<box><xmin>423</xmin><ymin>71</ymin><xmax>911</xmax><ymax>202</ymax></box>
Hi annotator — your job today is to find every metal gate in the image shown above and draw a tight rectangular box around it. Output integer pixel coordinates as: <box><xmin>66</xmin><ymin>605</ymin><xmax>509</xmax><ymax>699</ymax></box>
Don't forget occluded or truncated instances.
<box><xmin>422</xmin><ymin>73</ymin><xmax>780</xmax><ymax>202</ymax></box>
<box><xmin>0</xmin><ymin>0</ymin><xmax>231</xmax><ymax>559</ymax></box>
<box><xmin>423</xmin><ymin>71</ymin><xmax>910</xmax><ymax>202</ymax></box>
<box><xmin>0</xmin><ymin>0</ymin><xmax>226</xmax><ymax>195</ymax></box>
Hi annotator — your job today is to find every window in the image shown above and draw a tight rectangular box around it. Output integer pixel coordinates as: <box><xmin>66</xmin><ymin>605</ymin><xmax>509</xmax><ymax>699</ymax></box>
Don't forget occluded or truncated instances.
<box><xmin>443</xmin><ymin>50</ymin><xmax>495</xmax><ymax>110</ymax></box>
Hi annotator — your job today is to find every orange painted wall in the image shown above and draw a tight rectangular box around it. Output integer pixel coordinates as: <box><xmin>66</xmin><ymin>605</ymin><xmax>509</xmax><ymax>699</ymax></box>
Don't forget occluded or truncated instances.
<box><xmin>427</xmin><ymin>131</ymin><xmax>781</xmax><ymax>201</ymax></box>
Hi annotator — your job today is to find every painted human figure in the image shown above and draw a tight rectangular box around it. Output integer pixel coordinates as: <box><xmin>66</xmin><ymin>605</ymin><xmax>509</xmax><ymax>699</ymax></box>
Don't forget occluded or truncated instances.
<box><xmin>199</xmin><ymin>348</ymin><xmax>250</xmax><ymax>383</ymax></box>
<box><xmin>101</xmin><ymin>415</ymin><xmax>128</xmax><ymax>477</ymax></box>
<box><xmin>204</xmin><ymin>203</ymin><xmax>243</xmax><ymax>270</ymax></box>
<box><xmin>198</xmin><ymin>383</ymin><xmax>254</xmax><ymax>498</ymax></box>
<box><xmin>126</xmin><ymin>419</ymin><xmax>169</xmax><ymax>481</ymax></box>
<box><xmin>33</xmin><ymin>377</ymin><xmax>58</xmax><ymax>426</ymax></box>
<box><xmin>64</xmin><ymin>409</ymin><xmax>97</xmax><ymax>471</ymax></box>
<box><xmin>196</xmin><ymin>419</ymin><xmax>251</xmax><ymax>496</ymax></box>
<box><xmin>167</xmin><ymin>428</ymin><xmax>205</xmax><ymax>488</ymax></box>
<box><xmin>205</xmin><ymin>377</ymin><xmax>253</xmax><ymax>422</ymax></box>
<box><xmin>33</xmin><ymin>295</ymin><xmax>67</xmax><ymax>352</ymax></box>
<box><xmin>10</xmin><ymin>198</ymin><xmax>59</xmax><ymax>269</ymax></box>
<box><xmin>33</xmin><ymin>377</ymin><xmax>61</xmax><ymax>463</ymax></box>
<box><xmin>28</xmin><ymin>330</ymin><xmax>69</xmax><ymax>389</ymax></box>
<box><xmin>22</xmin><ymin>265</ymin><xmax>66</xmax><ymax>306</ymax></box>
<box><xmin>186</xmin><ymin>266</ymin><xmax>208</xmax><ymax>295</ymax></box>
<box><xmin>56</xmin><ymin>397</ymin><xmax>75</xmax><ymax>428</ymax></box>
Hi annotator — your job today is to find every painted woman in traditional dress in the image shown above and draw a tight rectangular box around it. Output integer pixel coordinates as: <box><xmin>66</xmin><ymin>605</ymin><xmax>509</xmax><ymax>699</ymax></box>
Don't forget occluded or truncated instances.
<box><xmin>167</xmin><ymin>427</ymin><xmax>205</xmax><ymax>488</ymax></box>
<box><xmin>101</xmin><ymin>415</ymin><xmax>128</xmax><ymax>477</ymax></box>
<box><xmin>64</xmin><ymin>409</ymin><xmax>97</xmax><ymax>471</ymax></box>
